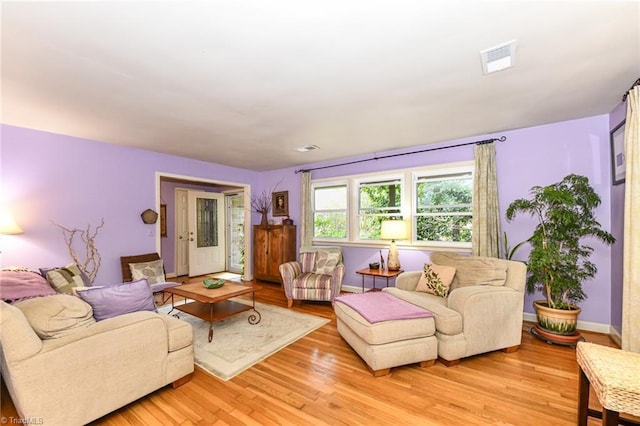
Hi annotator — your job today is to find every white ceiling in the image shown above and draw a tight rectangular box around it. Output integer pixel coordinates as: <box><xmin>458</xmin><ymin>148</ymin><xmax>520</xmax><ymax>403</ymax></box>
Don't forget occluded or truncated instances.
<box><xmin>2</xmin><ymin>1</ymin><xmax>639</xmax><ymax>171</ymax></box>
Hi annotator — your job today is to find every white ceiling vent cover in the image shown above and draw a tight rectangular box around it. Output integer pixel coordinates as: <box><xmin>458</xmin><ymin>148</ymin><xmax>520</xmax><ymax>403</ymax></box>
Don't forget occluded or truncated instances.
<box><xmin>480</xmin><ymin>40</ymin><xmax>517</xmax><ymax>75</ymax></box>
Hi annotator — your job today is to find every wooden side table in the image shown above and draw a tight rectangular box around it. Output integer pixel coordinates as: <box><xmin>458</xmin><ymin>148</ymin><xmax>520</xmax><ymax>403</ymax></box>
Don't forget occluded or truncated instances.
<box><xmin>355</xmin><ymin>268</ymin><xmax>403</xmax><ymax>292</ymax></box>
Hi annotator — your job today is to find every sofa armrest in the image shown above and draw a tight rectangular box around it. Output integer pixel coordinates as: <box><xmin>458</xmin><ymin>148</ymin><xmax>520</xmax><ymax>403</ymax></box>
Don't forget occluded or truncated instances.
<box><xmin>0</xmin><ymin>301</ymin><xmax>43</xmax><ymax>363</ymax></box>
<box><xmin>395</xmin><ymin>271</ymin><xmax>422</xmax><ymax>291</ymax></box>
<box><xmin>446</xmin><ymin>285</ymin><xmax>525</xmax><ymax>352</ymax></box>
<box><xmin>279</xmin><ymin>261</ymin><xmax>302</xmax><ymax>299</ymax></box>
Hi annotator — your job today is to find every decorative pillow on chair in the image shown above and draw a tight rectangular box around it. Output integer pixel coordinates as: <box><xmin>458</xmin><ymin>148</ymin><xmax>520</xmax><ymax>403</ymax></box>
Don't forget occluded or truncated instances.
<box><xmin>45</xmin><ymin>264</ymin><xmax>88</xmax><ymax>294</ymax></box>
<box><xmin>416</xmin><ymin>263</ymin><xmax>457</xmax><ymax>297</ymax></box>
<box><xmin>75</xmin><ymin>279</ymin><xmax>156</xmax><ymax>321</ymax></box>
<box><xmin>129</xmin><ymin>259</ymin><xmax>165</xmax><ymax>284</ymax></box>
<box><xmin>314</xmin><ymin>250</ymin><xmax>340</xmax><ymax>275</ymax></box>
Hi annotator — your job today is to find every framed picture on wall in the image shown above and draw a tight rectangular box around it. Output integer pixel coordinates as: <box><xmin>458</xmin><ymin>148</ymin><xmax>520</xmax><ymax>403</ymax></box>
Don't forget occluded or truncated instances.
<box><xmin>610</xmin><ymin>120</ymin><xmax>626</xmax><ymax>185</ymax></box>
<box><xmin>272</xmin><ymin>191</ymin><xmax>289</xmax><ymax>217</ymax></box>
<box><xmin>160</xmin><ymin>204</ymin><xmax>167</xmax><ymax>237</ymax></box>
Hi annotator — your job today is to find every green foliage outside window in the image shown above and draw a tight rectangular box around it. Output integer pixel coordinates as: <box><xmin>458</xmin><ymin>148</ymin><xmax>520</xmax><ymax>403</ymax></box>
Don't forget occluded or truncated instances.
<box><xmin>415</xmin><ymin>175</ymin><xmax>472</xmax><ymax>242</ymax></box>
<box><xmin>358</xmin><ymin>181</ymin><xmax>401</xmax><ymax>239</ymax></box>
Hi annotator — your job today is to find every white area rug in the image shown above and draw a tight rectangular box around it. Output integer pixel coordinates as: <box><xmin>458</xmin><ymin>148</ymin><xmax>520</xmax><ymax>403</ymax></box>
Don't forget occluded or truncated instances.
<box><xmin>159</xmin><ymin>299</ymin><xmax>329</xmax><ymax>381</ymax></box>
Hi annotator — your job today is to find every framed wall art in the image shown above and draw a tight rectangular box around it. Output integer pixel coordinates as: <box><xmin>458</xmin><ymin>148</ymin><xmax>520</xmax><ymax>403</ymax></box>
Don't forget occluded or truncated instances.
<box><xmin>272</xmin><ymin>191</ymin><xmax>289</xmax><ymax>217</ymax></box>
<box><xmin>610</xmin><ymin>120</ymin><xmax>626</xmax><ymax>185</ymax></box>
<box><xmin>160</xmin><ymin>204</ymin><xmax>167</xmax><ymax>237</ymax></box>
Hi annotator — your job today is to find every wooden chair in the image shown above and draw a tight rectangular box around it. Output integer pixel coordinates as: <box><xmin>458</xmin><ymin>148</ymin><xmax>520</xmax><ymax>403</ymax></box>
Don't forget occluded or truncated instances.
<box><xmin>120</xmin><ymin>252</ymin><xmax>180</xmax><ymax>304</ymax></box>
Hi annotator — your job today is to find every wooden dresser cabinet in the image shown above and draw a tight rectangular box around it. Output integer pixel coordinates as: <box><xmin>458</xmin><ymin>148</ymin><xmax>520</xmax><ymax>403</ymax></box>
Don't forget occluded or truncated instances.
<box><xmin>253</xmin><ymin>224</ymin><xmax>297</xmax><ymax>283</ymax></box>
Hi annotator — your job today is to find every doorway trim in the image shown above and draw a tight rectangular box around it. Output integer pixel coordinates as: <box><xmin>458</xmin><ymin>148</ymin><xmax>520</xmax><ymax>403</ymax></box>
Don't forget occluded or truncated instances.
<box><xmin>155</xmin><ymin>172</ymin><xmax>253</xmax><ymax>281</ymax></box>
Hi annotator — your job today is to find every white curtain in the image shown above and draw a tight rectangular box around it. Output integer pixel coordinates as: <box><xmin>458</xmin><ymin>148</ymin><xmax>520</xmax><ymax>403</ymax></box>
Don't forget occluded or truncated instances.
<box><xmin>300</xmin><ymin>171</ymin><xmax>313</xmax><ymax>248</ymax></box>
<box><xmin>622</xmin><ymin>86</ymin><xmax>640</xmax><ymax>352</ymax></box>
<box><xmin>472</xmin><ymin>142</ymin><xmax>501</xmax><ymax>258</ymax></box>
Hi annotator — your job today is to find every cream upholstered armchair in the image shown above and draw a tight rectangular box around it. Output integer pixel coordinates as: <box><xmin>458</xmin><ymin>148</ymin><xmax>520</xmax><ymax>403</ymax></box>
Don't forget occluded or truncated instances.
<box><xmin>279</xmin><ymin>246</ymin><xmax>345</xmax><ymax>308</ymax></box>
<box><xmin>383</xmin><ymin>251</ymin><xmax>526</xmax><ymax>366</ymax></box>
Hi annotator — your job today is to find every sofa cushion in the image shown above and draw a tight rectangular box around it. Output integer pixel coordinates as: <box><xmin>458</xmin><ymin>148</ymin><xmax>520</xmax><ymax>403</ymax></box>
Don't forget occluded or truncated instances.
<box><xmin>45</xmin><ymin>264</ymin><xmax>88</xmax><ymax>294</ymax></box>
<box><xmin>129</xmin><ymin>259</ymin><xmax>165</xmax><ymax>284</ymax></box>
<box><xmin>0</xmin><ymin>268</ymin><xmax>57</xmax><ymax>303</ymax></box>
<box><xmin>314</xmin><ymin>250</ymin><xmax>340</xmax><ymax>274</ymax></box>
<box><xmin>430</xmin><ymin>252</ymin><xmax>508</xmax><ymax>290</ymax></box>
<box><xmin>76</xmin><ymin>279</ymin><xmax>156</xmax><ymax>321</ymax></box>
<box><xmin>416</xmin><ymin>263</ymin><xmax>456</xmax><ymax>297</ymax></box>
<box><xmin>15</xmin><ymin>294</ymin><xmax>96</xmax><ymax>339</ymax></box>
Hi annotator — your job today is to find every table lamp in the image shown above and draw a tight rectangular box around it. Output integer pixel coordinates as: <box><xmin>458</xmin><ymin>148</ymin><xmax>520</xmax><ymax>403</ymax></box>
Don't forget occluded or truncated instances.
<box><xmin>380</xmin><ymin>220</ymin><xmax>408</xmax><ymax>271</ymax></box>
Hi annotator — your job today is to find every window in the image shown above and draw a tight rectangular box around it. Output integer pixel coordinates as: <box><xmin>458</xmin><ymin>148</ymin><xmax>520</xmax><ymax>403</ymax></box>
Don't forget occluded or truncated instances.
<box><xmin>357</xmin><ymin>178</ymin><xmax>402</xmax><ymax>240</ymax></box>
<box><xmin>311</xmin><ymin>161</ymin><xmax>474</xmax><ymax>247</ymax></box>
<box><xmin>415</xmin><ymin>172</ymin><xmax>473</xmax><ymax>243</ymax></box>
<box><xmin>313</xmin><ymin>184</ymin><xmax>348</xmax><ymax>239</ymax></box>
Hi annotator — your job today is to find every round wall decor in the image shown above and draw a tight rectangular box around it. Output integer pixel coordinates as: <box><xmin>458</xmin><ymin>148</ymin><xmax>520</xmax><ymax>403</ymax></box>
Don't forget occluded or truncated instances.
<box><xmin>141</xmin><ymin>209</ymin><xmax>158</xmax><ymax>224</ymax></box>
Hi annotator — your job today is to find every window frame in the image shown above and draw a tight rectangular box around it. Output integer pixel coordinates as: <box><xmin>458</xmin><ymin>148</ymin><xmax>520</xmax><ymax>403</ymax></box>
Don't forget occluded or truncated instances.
<box><xmin>412</xmin><ymin>164</ymin><xmax>474</xmax><ymax>249</ymax></box>
<box><xmin>311</xmin><ymin>161</ymin><xmax>474</xmax><ymax>250</ymax></box>
<box><xmin>311</xmin><ymin>180</ymin><xmax>349</xmax><ymax>242</ymax></box>
<box><xmin>354</xmin><ymin>173</ymin><xmax>405</xmax><ymax>242</ymax></box>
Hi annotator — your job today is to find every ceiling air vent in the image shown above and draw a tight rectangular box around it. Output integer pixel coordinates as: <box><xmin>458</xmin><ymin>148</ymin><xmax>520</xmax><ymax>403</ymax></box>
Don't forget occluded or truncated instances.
<box><xmin>480</xmin><ymin>40</ymin><xmax>517</xmax><ymax>75</ymax></box>
<box><xmin>296</xmin><ymin>145</ymin><xmax>320</xmax><ymax>152</ymax></box>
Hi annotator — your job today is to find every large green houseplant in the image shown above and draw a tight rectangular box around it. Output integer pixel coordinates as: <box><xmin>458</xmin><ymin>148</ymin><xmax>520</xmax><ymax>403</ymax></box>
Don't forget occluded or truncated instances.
<box><xmin>505</xmin><ymin>174</ymin><xmax>614</xmax><ymax>340</ymax></box>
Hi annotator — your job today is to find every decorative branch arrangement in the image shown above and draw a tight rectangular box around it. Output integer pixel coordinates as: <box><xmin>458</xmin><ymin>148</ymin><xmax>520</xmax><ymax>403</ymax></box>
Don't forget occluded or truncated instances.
<box><xmin>250</xmin><ymin>189</ymin><xmax>272</xmax><ymax>214</ymax></box>
<box><xmin>51</xmin><ymin>218</ymin><xmax>105</xmax><ymax>283</ymax></box>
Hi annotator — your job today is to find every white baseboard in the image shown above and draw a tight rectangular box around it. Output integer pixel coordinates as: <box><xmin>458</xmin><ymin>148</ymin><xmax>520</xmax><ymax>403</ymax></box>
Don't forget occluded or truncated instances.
<box><xmin>522</xmin><ymin>312</ymin><xmax>610</xmax><ymax>334</ymax></box>
<box><xmin>166</xmin><ymin>272</ymin><xmax>177</xmax><ymax>278</ymax></box>
<box><xmin>341</xmin><ymin>284</ymin><xmax>365</xmax><ymax>294</ymax></box>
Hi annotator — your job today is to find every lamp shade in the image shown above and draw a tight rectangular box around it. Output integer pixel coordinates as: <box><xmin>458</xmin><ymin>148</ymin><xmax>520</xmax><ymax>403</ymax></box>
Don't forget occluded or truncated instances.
<box><xmin>380</xmin><ymin>220</ymin><xmax>408</xmax><ymax>241</ymax></box>
<box><xmin>0</xmin><ymin>212</ymin><xmax>23</xmax><ymax>235</ymax></box>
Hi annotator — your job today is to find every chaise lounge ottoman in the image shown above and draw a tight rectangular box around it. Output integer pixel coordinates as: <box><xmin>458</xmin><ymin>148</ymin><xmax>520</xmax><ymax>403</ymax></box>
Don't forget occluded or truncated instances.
<box><xmin>334</xmin><ymin>292</ymin><xmax>437</xmax><ymax>376</ymax></box>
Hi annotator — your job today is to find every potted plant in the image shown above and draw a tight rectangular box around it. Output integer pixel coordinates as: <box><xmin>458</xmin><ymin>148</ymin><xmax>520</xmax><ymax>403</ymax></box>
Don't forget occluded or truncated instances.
<box><xmin>505</xmin><ymin>174</ymin><xmax>615</xmax><ymax>343</ymax></box>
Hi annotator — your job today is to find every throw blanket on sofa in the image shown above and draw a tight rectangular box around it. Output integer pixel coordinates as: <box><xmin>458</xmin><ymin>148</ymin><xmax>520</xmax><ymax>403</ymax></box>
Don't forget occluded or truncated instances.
<box><xmin>334</xmin><ymin>292</ymin><xmax>432</xmax><ymax>324</ymax></box>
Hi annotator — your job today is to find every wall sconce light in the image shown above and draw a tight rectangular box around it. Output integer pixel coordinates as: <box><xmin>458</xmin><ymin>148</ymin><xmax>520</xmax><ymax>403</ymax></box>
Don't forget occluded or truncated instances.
<box><xmin>380</xmin><ymin>220</ymin><xmax>409</xmax><ymax>271</ymax></box>
<box><xmin>0</xmin><ymin>211</ymin><xmax>24</xmax><ymax>235</ymax></box>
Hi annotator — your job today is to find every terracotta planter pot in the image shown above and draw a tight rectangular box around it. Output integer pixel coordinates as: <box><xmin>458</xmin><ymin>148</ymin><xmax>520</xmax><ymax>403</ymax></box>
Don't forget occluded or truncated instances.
<box><xmin>533</xmin><ymin>300</ymin><xmax>581</xmax><ymax>335</ymax></box>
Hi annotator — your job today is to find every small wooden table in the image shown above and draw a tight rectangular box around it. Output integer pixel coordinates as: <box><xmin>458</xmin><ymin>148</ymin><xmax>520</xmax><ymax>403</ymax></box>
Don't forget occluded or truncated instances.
<box><xmin>164</xmin><ymin>282</ymin><xmax>261</xmax><ymax>342</ymax></box>
<box><xmin>355</xmin><ymin>268</ymin><xmax>403</xmax><ymax>292</ymax></box>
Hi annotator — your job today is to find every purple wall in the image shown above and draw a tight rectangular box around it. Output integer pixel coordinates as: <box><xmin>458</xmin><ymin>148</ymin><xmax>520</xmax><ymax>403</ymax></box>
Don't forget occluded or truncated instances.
<box><xmin>609</xmin><ymin>101</ymin><xmax>627</xmax><ymax>335</ymax></box>
<box><xmin>1</xmin><ymin>125</ymin><xmax>259</xmax><ymax>284</ymax></box>
<box><xmin>263</xmin><ymin>115</ymin><xmax>615</xmax><ymax>324</ymax></box>
<box><xmin>1</xmin><ymin>113</ymin><xmax>620</xmax><ymax>326</ymax></box>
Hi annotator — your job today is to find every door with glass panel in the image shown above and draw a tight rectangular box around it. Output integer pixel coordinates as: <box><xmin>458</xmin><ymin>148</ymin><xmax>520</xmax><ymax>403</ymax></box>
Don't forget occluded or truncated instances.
<box><xmin>226</xmin><ymin>193</ymin><xmax>245</xmax><ymax>274</ymax></box>
<box><xmin>187</xmin><ymin>191</ymin><xmax>225</xmax><ymax>276</ymax></box>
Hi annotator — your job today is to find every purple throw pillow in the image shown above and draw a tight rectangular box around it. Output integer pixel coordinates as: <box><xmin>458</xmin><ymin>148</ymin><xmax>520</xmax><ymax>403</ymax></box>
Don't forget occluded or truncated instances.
<box><xmin>75</xmin><ymin>279</ymin><xmax>156</xmax><ymax>321</ymax></box>
<box><xmin>0</xmin><ymin>268</ymin><xmax>57</xmax><ymax>303</ymax></box>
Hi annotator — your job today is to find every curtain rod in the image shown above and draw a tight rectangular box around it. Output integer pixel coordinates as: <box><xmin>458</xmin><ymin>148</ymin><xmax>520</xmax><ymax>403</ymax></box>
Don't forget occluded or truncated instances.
<box><xmin>294</xmin><ymin>136</ymin><xmax>506</xmax><ymax>174</ymax></box>
<box><xmin>622</xmin><ymin>78</ymin><xmax>640</xmax><ymax>102</ymax></box>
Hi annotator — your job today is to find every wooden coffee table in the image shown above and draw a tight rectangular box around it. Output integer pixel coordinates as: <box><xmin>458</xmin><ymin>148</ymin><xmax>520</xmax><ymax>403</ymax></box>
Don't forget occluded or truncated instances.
<box><xmin>164</xmin><ymin>282</ymin><xmax>261</xmax><ymax>342</ymax></box>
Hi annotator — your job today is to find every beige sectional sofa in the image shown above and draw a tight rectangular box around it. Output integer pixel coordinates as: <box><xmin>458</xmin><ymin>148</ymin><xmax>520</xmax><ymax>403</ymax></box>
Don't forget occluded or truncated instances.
<box><xmin>383</xmin><ymin>251</ymin><xmax>527</xmax><ymax>365</ymax></box>
<box><xmin>0</xmin><ymin>295</ymin><xmax>194</xmax><ymax>425</ymax></box>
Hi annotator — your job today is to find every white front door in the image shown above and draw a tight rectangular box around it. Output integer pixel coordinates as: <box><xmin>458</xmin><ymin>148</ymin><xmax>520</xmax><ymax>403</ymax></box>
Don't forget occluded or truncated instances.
<box><xmin>187</xmin><ymin>190</ymin><xmax>225</xmax><ymax>276</ymax></box>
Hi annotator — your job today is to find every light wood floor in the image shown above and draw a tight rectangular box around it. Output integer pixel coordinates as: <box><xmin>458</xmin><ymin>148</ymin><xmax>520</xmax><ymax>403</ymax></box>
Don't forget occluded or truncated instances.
<box><xmin>1</xmin><ymin>279</ymin><xmax>631</xmax><ymax>425</ymax></box>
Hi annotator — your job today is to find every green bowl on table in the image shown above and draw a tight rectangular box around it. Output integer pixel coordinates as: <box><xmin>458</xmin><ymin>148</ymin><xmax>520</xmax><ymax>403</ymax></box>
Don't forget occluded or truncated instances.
<box><xmin>203</xmin><ymin>278</ymin><xmax>225</xmax><ymax>289</ymax></box>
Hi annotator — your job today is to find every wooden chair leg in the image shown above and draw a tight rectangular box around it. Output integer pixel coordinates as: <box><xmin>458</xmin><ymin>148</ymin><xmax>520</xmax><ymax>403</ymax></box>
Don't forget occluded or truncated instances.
<box><xmin>172</xmin><ymin>373</ymin><xmax>193</xmax><ymax>388</ymax></box>
<box><xmin>602</xmin><ymin>409</ymin><xmax>620</xmax><ymax>426</ymax></box>
<box><xmin>502</xmin><ymin>345</ymin><xmax>519</xmax><ymax>353</ymax></box>
<box><xmin>420</xmin><ymin>360</ymin><xmax>436</xmax><ymax>368</ymax></box>
<box><xmin>287</xmin><ymin>299</ymin><xmax>293</xmax><ymax>308</ymax></box>
<box><xmin>577</xmin><ymin>368</ymin><xmax>590</xmax><ymax>426</ymax></box>
<box><xmin>438</xmin><ymin>357</ymin><xmax>460</xmax><ymax>367</ymax></box>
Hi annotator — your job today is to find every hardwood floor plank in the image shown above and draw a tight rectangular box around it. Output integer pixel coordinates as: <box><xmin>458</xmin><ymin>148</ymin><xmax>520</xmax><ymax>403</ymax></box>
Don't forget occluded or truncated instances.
<box><xmin>2</xmin><ymin>277</ymin><xmax>630</xmax><ymax>425</ymax></box>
